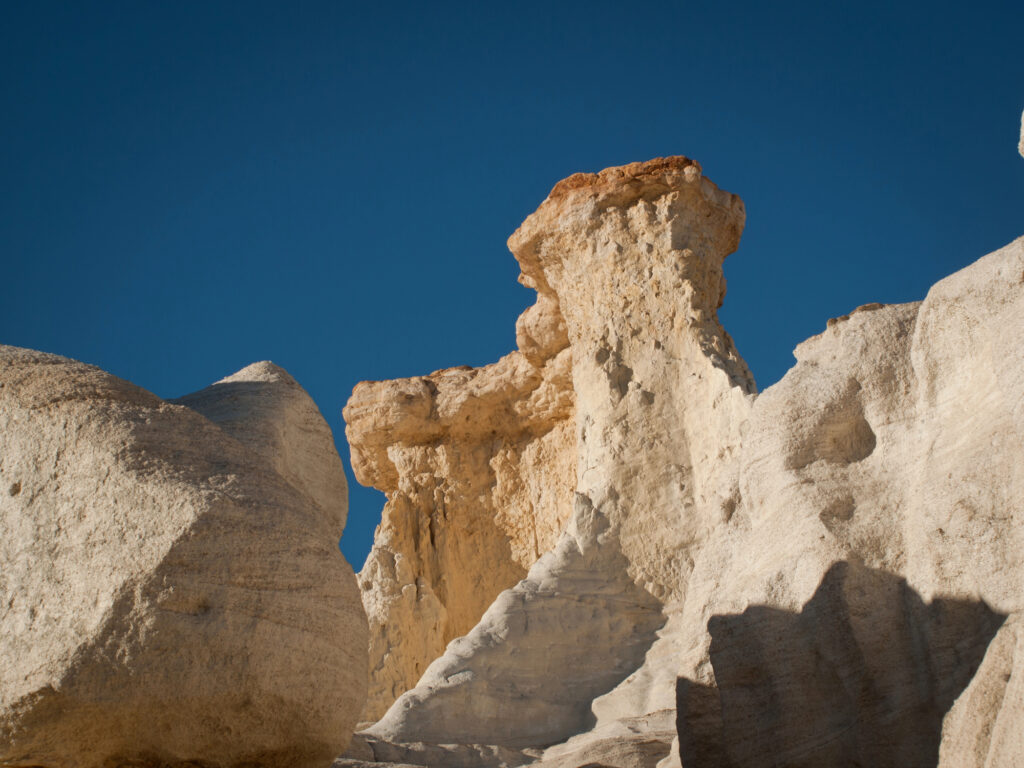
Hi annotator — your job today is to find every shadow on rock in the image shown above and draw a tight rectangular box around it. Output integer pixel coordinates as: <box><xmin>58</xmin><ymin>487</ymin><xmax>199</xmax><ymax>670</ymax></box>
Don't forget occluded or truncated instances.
<box><xmin>676</xmin><ymin>561</ymin><xmax>1006</xmax><ymax>768</ymax></box>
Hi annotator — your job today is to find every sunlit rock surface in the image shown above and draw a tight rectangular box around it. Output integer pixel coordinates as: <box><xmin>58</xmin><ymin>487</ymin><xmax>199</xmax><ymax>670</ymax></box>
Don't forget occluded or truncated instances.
<box><xmin>0</xmin><ymin>351</ymin><xmax>367</xmax><ymax>768</ymax></box>
<box><xmin>1019</xmin><ymin>109</ymin><xmax>1023</xmax><ymax>157</ymax></box>
<box><xmin>349</xmin><ymin>154</ymin><xmax>1024</xmax><ymax>768</ymax></box>
<box><xmin>352</xmin><ymin>157</ymin><xmax>754</xmax><ymax>757</ymax></box>
<box><xmin>345</xmin><ymin>341</ymin><xmax>576</xmax><ymax>721</ymax></box>
<box><xmin>6</xmin><ymin>144</ymin><xmax>1019</xmax><ymax>768</ymax></box>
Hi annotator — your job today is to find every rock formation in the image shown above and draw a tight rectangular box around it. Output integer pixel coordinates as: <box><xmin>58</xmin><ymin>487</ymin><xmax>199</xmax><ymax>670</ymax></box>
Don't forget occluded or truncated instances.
<box><xmin>676</xmin><ymin>563</ymin><xmax>1005</xmax><ymax>767</ymax></box>
<box><xmin>345</xmin><ymin>285</ymin><xmax>577</xmax><ymax>720</ymax></box>
<box><xmin>350</xmin><ymin>157</ymin><xmax>755</xmax><ymax>760</ymax></box>
<box><xmin>662</xmin><ymin>233</ymin><xmax>1024</xmax><ymax>767</ymax></box>
<box><xmin>173</xmin><ymin>361</ymin><xmax>350</xmax><ymax>531</ymax></box>
<box><xmin>4</xmin><ymin>143</ymin><xmax>1019</xmax><ymax>768</ymax></box>
<box><xmin>0</xmin><ymin>350</ymin><xmax>367</xmax><ymax>768</ymax></box>
<box><xmin>939</xmin><ymin>615</ymin><xmax>1024</xmax><ymax>767</ymax></box>
<box><xmin>348</xmin><ymin>154</ymin><xmax>1024</xmax><ymax>768</ymax></box>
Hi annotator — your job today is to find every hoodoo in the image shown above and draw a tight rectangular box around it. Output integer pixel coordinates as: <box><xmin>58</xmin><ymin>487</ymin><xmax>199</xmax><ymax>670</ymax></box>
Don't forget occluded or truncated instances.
<box><xmin>348</xmin><ymin>155</ymin><xmax>1024</xmax><ymax>768</ymax></box>
<box><xmin>350</xmin><ymin>157</ymin><xmax>755</xmax><ymax>762</ymax></box>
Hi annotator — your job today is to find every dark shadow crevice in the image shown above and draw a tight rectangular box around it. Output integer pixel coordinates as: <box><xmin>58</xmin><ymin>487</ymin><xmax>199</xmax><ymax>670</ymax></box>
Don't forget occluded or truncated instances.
<box><xmin>676</xmin><ymin>561</ymin><xmax>1006</xmax><ymax>768</ymax></box>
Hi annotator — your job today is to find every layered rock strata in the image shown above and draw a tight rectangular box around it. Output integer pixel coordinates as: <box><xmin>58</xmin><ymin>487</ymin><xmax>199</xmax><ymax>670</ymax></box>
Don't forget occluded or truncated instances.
<box><xmin>0</xmin><ymin>350</ymin><xmax>367</xmax><ymax>768</ymax></box>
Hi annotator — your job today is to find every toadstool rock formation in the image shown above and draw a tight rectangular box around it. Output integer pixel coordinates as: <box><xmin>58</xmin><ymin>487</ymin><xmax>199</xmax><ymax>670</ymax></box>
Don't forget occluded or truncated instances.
<box><xmin>0</xmin><ymin>350</ymin><xmax>367</xmax><ymax>768</ymax></box>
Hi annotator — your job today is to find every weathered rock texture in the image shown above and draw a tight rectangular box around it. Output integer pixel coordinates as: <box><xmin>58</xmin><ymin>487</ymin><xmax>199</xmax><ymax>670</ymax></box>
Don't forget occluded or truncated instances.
<box><xmin>506</xmin><ymin>158</ymin><xmax>754</xmax><ymax>603</ymax></box>
<box><xmin>369</xmin><ymin>496</ymin><xmax>664</xmax><ymax>749</ymax></box>
<box><xmin>349</xmin><ymin>152</ymin><xmax>1024</xmax><ymax>768</ymax></box>
<box><xmin>939</xmin><ymin>614</ymin><xmax>1024</xmax><ymax>767</ymax></box>
<box><xmin>346</xmin><ymin>275</ymin><xmax>577</xmax><ymax>721</ymax></box>
<box><xmin>0</xmin><ymin>350</ymin><xmax>367</xmax><ymax>768</ymax></box>
<box><xmin>664</xmin><ymin>235</ymin><xmax>1024</xmax><ymax>767</ymax></box>
<box><xmin>351</xmin><ymin>157</ymin><xmax>755</xmax><ymax>753</ymax></box>
<box><xmin>677</xmin><ymin>563</ymin><xmax>1005</xmax><ymax>767</ymax></box>
<box><xmin>173</xmin><ymin>361</ymin><xmax>350</xmax><ymax>531</ymax></box>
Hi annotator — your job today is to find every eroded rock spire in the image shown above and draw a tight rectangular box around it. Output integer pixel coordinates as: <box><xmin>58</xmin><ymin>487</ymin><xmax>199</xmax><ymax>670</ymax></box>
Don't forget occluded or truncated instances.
<box><xmin>347</xmin><ymin>156</ymin><xmax>755</xmax><ymax>737</ymax></box>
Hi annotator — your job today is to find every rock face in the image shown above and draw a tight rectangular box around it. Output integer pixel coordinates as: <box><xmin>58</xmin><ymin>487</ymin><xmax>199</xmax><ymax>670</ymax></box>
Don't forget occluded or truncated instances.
<box><xmin>173</xmin><ymin>360</ymin><xmax>350</xmax><ymax>531</ymax></box>
<box><xmin>0</xmin><ymin>349</ymin><xmax>367</xmax><ymax>768</ymax></box>
<box><xmin>348</xmin><ymin>153</ymin><xmax>1024</xmax><ymax>768</ymax></box>
<box><xmin>367</xmin><ymin>495</ymin><xmax>664</xmax><ymax>749</ymax></box>
<box><xmin>505</xmin><ymin>158</ymin><xmax>754</xmax><ymax>604</ymax></box>
<box><xmin>664</xmin><ymin>235</ymin><xmax>1024</xmax><ymax>767</ymax></box>
<box><xmin>677</xmin><ymin>563</ymin><xmax>1005</xmax><ymax>767</ymax></box>
<box><xmin>352</xmin><ymin>157</ymin><xmax>755</xmax><ymax>753</ymax></box>
<box><xmin>939</xmin><ymin>615</ymin><xmax>1024</xmax><ymax>767</ymax></box>
<box><xmin>345</xmin><ymin>281</ymin><xmax>577</xmax><ymax>721</ymax></box>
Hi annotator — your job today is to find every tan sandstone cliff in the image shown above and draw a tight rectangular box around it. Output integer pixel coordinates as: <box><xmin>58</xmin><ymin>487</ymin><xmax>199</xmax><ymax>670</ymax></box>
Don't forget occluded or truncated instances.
<box><xmin>347</xmin><ymin>153</ymin><xmax>1024</xmax><ymax>768</ymax></box>
<box><xmin>348</xmin><ymin>157</ymin><xmax>754</xmax><ymax>753</ymax></box>
<box><xmin>345</xmin><ymin>245</ymin><xmax>578</xmax><ymax>721</ymax></box>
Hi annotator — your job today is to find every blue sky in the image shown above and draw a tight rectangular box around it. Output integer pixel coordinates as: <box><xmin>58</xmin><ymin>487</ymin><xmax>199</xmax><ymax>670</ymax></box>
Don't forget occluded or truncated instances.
<box><xmin>2</xmin><ymin>2</ymin><xmax>1022</xmax><ymax>568</ymax></box>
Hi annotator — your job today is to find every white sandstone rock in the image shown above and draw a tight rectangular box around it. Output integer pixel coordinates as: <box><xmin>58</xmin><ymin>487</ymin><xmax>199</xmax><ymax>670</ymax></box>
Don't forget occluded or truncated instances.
<box><xmin>346</xmin><ymin>327</ymin><xmax>576</xmax><ymax>720</ymax></box>
<box><xmin>667</xmin><ymin>236</ymin><xmax>1024</xmax><ymax>766</ymax></box>
<box><xmin>0</xmin><ymin>349</ymin><xmax>367</xmax><ymax>768</ymax></box>
<box><xmin>939</xmin><ymin>614</ymin><xmax>1024</xmax><ymax>767</ymax></box>
<box><xmin>173</xmin><ymin>360</ymin><xmax>349</xmax><ymax>530</ymax></box>
<box><xmin>358</xmin><ymin>157</ymin><xmax>754</xmax><ymax>754</ymax></box>
<box><xmin>366</xmin><ymin>495</ymin><xmax>664</xmax><ymax>748</ymax></box>
<box><xmin>350</xmin><ymin>154</ymin><xmax>1024</xmax><ymax>768</ymax></box>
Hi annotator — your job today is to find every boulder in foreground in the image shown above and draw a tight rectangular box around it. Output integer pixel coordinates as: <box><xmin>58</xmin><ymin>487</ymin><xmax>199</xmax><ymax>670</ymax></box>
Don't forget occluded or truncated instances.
<box><xmin>0</xmin><ymin>349</ymin><xmax>367</xmax><ymax>768</ymax></box>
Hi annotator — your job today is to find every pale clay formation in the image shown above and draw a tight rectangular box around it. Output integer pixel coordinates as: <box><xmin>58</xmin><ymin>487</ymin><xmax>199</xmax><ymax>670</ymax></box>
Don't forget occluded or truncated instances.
<box><xmin>173</xmin><ymin>360</ymin><xmax>350</xmax><ymax>532</ymax></box>
<box><xmin>0</xmin><ymin>352</ymin><xmax>367</xmax><ymax>768</ymax></box>
<box><xmin>348</xmin><ymin>155</ymin><xmax>1024</xmax><ymax>768</ymax></box>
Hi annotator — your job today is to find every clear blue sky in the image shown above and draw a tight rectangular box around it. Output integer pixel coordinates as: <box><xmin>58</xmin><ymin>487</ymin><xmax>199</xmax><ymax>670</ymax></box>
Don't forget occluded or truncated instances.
<box><xmin>3</xmin><ymin>2</ymin><xmax>1022</xmax><ymax>568</ymax></box>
